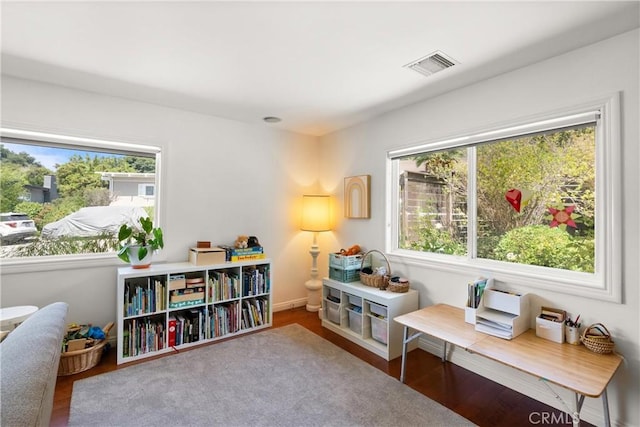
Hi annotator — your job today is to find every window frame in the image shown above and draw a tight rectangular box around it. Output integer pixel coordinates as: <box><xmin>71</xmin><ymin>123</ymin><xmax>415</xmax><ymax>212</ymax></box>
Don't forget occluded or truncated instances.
<box><xmin>0</xmin><ymin>126</ymin><xmax>164</xmax><ymax>274</ymax></box>
<box><xmin>386</xmin><ymin>93</ymin><xmax>621</xmax><ymax>302</ymax></box>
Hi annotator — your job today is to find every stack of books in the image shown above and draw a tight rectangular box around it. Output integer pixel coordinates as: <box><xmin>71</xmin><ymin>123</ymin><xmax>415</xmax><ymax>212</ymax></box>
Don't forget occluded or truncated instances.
<box><xmin>217</xmin><ymin>245</ymin><xmax>265</xmax><ymax>262</ymax></box>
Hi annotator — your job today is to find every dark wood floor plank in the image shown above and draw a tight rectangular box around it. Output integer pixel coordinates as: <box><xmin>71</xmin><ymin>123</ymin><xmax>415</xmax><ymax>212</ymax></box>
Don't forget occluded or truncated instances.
<box><xmin>50</xmin><ymin>308</ymin><xmax>592</xmax><ymax>427</ymax></box>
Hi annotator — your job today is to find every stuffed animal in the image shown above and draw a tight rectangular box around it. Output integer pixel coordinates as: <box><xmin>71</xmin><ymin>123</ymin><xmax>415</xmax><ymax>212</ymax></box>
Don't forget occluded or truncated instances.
<box><xmin>235</xmin><ymin>235</ymin><xmax>249</xmax><ymax>249</ymax></box>
<box><xmin>340</xmin><ymin>244</ymin><xmax>361</xmax><ymax>256</ymax></box>
<box><xmin>247</xmin><ymin>236</ymin><xmax>260</xmax><ymax>248</ymax></box>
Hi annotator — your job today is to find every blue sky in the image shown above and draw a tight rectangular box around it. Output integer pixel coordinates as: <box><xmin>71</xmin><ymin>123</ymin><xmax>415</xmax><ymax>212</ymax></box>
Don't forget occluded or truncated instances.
<box><xmin>2</xmin><ymin>142</ymin><xmax>116</xmax><ymax>171</ymax></box>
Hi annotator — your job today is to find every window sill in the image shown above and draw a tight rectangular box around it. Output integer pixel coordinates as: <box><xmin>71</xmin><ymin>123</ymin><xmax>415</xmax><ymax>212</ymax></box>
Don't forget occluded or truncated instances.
<box><xmin>386</xmin><ymin>250</ymin><xmax>620</xmax><ymax>303</ymax></box>
<box><xmin>0</xmin><ymin>252</ymin><xmax>167</xmax><ymax>275</ymax></box>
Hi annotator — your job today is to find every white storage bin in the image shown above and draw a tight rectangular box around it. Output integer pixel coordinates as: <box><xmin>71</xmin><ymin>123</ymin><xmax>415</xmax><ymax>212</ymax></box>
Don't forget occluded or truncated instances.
<box><xmin>369</xmin><ymin>314</ymin><xmax>388</xmax><ymax>345</ymax></box>
<box><xmin>483</xmin><ymin>289</ymin><xmax>525</xmax><ymax>315</ymax></box>
<box><xmin>327</xmin><ymin>287</ymin><xmax>341</xmax><ymax>301</ymax></box>
<box><xmin>536</xmin><ymin>316</ymin><xmax>564</xmax><ymax>343</ymax></box>
<box><xmin>347</xmin><ymin>294</ymin><xmax>362</xmax><ymax>308</ymax></box>
<box><xmin>325</xmin><ymin>299</ymin><xmax>340</xmax><ymax>324</ymax></box>
<box><xmin>347</xmin><ymin>308</ymin><xmax>362</xmax><ymax>334</ymax></box>
<box><xmin>369</xmin><ymin>301</ymin><xmax>387</xmax><ymax>319</ymax></box>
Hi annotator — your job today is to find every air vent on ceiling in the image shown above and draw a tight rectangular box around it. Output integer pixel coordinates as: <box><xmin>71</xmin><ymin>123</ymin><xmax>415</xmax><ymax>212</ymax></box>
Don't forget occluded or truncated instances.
<box><xmin>404</xmin><ymin>51</ymin><xmax>457</xmax><ymax>77</ymax></box>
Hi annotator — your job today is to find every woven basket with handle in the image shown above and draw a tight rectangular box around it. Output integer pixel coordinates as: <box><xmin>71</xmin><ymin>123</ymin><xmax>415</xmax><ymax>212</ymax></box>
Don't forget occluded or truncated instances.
<box><xmin>359</xmin><ymin>249</ymin><xmax>390</xmax><ymax>289</ymax></box>
<box><xmin>58</xmin><ymin>322</ymin><xmax>114</xmax><ymax>376</ymax></box>
<box><xmin>580</xmin><ymin>323</ymin><xmax>615</xmax><ymax>354</ymax></box>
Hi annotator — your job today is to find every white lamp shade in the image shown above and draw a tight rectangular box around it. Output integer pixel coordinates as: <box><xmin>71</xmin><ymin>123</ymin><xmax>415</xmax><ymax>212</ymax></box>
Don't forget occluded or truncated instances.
<box><xmin>301</xmin><ymin>195</ymin><xmax>331</xmax><ymax>232</ymax></box>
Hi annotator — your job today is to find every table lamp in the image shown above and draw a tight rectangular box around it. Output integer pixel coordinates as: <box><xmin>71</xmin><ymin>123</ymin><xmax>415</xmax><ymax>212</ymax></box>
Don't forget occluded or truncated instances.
<box><xmin>301</xmin><ymin>195</ymin><xmax>331</xmax><ymax>312</ymax></box>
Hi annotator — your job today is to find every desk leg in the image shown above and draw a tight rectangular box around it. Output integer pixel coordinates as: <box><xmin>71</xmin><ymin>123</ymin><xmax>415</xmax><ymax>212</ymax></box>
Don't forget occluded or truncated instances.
<box><xmin>572</xmin><ymin>393</ymin><xmax>585</xmax><ymax>427</ymax></box>
<box><xmin>400</xmin><ymin>326</ymin><xmax>409</xmax><ymax>383</ymax></box>
<box><xmin>601</xmin><ymin>388</ymin><xmax>611</xmax><ymax>427</ymax></box>
<box><xmin>442</xmin><ymin>341</ymin><xmax>447</xmax><ymax>362</ymax></box>
<box><xmin>399</xmin><ymin>326</ymin><xmax>423</xmax><ymax>384</ymax></box>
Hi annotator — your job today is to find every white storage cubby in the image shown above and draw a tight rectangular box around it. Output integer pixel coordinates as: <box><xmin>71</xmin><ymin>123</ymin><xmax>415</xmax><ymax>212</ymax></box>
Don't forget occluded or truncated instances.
<box><xmin>117</xmin><ymin>260</ymin><xmax>271</xmax><ymax>365</ymax></box>
<box><xmin>321</xmin><ymin>277</ymin><xmax>419</xmax><ymax>361</ymax></box>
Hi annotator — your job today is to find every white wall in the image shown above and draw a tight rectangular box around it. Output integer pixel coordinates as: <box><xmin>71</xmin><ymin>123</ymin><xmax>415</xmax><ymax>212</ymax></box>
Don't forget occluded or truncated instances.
<box><xmin>0</xmin><ymin>75</ymin><xmax>328</xmax><ymax>322</ymax></box>
<box><xmin>320</xmin><ymin>29</ymin><xmax>639</xmax><ymax>426</ymax></box>
<box><xmin>1</xmin><ymin>27</ymin><xmax>637</xmax><ymax>427</ymax></box>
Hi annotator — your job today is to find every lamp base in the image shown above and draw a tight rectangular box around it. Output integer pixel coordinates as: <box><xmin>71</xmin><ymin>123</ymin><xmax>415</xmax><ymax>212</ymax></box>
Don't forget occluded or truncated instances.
<box><xmin>304</xmin><ymin>278</ymin><xmax>322</xmax><ymax>312</ymax></box>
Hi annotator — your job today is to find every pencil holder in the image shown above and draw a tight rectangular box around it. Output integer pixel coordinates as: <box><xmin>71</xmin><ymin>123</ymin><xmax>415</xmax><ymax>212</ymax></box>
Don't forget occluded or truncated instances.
<box><xmin>565</xmin><ymin>324</ymin><xmax>580</xmax><ymax>345</ymax></box>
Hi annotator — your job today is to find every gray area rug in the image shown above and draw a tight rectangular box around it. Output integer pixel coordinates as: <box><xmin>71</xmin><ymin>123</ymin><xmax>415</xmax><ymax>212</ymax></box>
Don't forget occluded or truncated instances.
<box><xmin>69</xmin><ymin>323</ymin><xmax>474</xmax><ymax>426</ymax></box>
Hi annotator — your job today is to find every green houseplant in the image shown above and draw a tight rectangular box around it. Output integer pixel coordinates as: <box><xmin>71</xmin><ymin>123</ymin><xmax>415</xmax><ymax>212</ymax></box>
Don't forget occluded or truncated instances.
<box><xmin>117</xmin><ymin>216</ymin><xmax>164</xmax><ymax>268</ymax></box>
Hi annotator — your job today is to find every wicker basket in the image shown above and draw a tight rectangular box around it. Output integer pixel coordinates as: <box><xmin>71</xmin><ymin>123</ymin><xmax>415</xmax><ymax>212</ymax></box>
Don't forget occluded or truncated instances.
<box><xmin>58</xmin><ymin>322</ymin><xmax>114</xmax><ymax>376</ymax></box>
<box><xmin>359</xmin><ymin>250</ymin><xmax>390</xmax><ymax>289</ymax></box>
<box><xmin>580</xmin><ymin>323</ymin><xmax>615</xmax><ymax>354</ymax></box>
<box><xmin>387</xmin><ymin>278</ymin><xmax>410</xmax><ymax>293</ymax></box>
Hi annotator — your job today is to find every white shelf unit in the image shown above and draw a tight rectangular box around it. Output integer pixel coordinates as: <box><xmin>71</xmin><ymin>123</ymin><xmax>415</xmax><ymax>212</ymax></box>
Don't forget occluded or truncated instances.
<box><xmin>117</xmin><ymin>260</ymin><xmax>271</xmax><ymax>365</ymax></box>
<box><xmin>321</xmin><ymin>277</ymin><xmax>419</xmax><ymax>361</ymax></box>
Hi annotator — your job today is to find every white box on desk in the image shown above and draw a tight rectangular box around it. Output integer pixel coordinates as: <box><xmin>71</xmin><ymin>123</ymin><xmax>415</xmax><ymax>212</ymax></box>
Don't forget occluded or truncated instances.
<box><xmin>464</xmin><ymin>307</ymin><xmax>477</xmax><ymax>325</ymax></box>
<box><xmin>536</xmin><ymin>317</ymin><xmax>564</xmax><ymax>343</ymax></box>
<box><xmin>483</xmin><ymin>289</ymin><xmax>525</xmax><ymax>315</ymax></box>
<box><xmin>475</xmin><ymin>288</ymin><xmax>530</xmax><ymax>339</ymax></box>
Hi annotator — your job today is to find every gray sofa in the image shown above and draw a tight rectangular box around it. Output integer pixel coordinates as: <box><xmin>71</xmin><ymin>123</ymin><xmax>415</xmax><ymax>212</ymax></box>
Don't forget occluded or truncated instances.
<box><xmin>1</xmin><ymin>302</ymin><xmax>68</xmax><ymax>427</ymax></box>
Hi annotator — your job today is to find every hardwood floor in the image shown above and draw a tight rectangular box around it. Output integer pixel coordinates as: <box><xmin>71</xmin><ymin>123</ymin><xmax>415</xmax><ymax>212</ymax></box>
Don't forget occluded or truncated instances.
<box><xmin>52</xmin><ymin>308</ymin><xmax>592</xmax><ymax>426</ymax></box>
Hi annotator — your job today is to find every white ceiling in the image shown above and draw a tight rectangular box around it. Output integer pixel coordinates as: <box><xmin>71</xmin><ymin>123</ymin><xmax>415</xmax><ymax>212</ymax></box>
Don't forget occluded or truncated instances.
<box><xmin>1</xmin><ymin>1</ymin><xmax>639</xmax><ymax>136</ymax></box>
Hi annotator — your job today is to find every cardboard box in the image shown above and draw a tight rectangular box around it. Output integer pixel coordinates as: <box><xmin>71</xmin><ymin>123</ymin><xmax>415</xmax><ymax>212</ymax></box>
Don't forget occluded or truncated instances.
<box><xmin>66</xmin><ymin>338</ymin><xmax>88</xmax><ymax>352</ymax></box>
<box><xmin>188</xmin><ymin>247</ymin><xmax>226</xmax><ymax>266</ymax></box>
<box><xmin>169</xmin><ymin>274</ymin><xmax>186</xmax><ymax>290</ymax></box>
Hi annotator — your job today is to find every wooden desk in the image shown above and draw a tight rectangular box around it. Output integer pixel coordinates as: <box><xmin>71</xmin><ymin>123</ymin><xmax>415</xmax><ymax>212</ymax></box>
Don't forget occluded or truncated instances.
<box><xmin>395</xmin><ymin>304</ymin><xmax>623</xmax><ymax>427</ymax></box>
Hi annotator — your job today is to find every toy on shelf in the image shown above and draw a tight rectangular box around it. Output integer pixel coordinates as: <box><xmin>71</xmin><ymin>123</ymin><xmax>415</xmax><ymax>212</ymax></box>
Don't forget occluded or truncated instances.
<box><xmin>339</xmin><ymin>244</ymin><xmax>361</xmax><ymax>256</ymax></box>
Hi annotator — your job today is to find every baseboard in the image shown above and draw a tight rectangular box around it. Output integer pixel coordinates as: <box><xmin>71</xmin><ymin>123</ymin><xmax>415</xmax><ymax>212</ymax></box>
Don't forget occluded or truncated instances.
<box><xmin>417</xmin><ymin>336</ymin><xmax>607</xmax><ymax>426</ymax></box>
<box><xmin>272</xmin><ymin>298</ymin><xmax>308</xmax><ymax>312</ymax></box>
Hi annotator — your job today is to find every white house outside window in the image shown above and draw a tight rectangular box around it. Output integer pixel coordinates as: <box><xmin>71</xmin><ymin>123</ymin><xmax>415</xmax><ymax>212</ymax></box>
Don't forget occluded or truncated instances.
<box><xmin>386</xmin><ymin>95</ymin><xmax>621</xmax><ymax>302</ymax></box>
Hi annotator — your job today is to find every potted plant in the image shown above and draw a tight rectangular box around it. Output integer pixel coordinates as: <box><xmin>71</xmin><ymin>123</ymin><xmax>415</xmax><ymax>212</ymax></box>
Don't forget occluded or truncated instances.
<box><xmin>117</xmin><ymin>216</ymin><xmax>164</xmax><ymax>268</ymax></box>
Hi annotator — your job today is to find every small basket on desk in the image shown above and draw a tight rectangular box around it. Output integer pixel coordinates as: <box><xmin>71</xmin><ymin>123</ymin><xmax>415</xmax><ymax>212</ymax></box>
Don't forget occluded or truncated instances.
<box><xmin>581</xmin><ymin>323</ymin><xmax>615</xmax><ymax>354</ymax></box>
<box><xmin>359</xmin><ymin>249</ymin><xmax>390</xmax><ymax>289</ymax></box>
<box><xmin>58</xmin><ymin>322</ymin><xmax>114</xmax><ymax>376</ymax></box>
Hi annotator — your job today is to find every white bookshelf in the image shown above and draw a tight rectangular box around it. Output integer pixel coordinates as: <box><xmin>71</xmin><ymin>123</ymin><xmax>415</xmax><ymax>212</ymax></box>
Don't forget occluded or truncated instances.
<box><xmin>321</xmin><ymin>277</ymin><xmax>419</xmax><ymax>360</ymax></box>
<box><xmin>116</xmin><ymin>260</ymin><xmax>271</xmax><ymax>365</ymax></box>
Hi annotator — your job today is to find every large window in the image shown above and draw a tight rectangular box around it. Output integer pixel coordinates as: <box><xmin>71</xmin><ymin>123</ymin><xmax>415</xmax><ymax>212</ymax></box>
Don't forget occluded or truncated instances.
<box><xmin>0</xmin><ymin>127</ymin><xmax>161</xmax><ymax>265</ymax></box>
<box><xmin>387</xmin><ymin>96</ymin><xmax>620</xmax><ymax>301</ymax></box>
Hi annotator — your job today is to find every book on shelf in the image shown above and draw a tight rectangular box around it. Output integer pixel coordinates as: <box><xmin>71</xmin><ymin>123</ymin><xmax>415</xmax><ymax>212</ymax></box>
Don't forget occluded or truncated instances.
<box><xmin>123</xmin><ymin>329</ymin><xmax>130</xmax><ymax>357</ymax></box>
<box><xmin>217</xmin><ymin>245</ymin><xmax>264</xmax><ymax>261</ymax></box>
<box><xmin>241</xmin><ymin>307</ymin><xmax>250</xmax><ymax>329</ymax></box>
<box><xmin>242</xmin><ymin>266</ymin><xmax>269</xmax><ymax>296</ymax></box>
<box><xmin>188</xmin><ymin>309</ymin><xmax>204</xmax><ymax>341</ymax></box>
<box><xmin>168</xmin><ymin>316</ymin><xmax>177</xmax><ymax>347</ymax></box>
<box><xmin>253</xmin><ymin>299</ymin><xmax>263</xmax><ymax>324</ymax></box>
<box><xmin>175</xmin><ymin>313</ymin><xmax>186</xmax><ymax>346</ymax></box>
<box><xmin>186</xmin><ymin>277</ymin><xmax>205</xmax><ymax>288</ymax></box>
<box><xmin>231</xmin><ymin>253</ymin><xmax>266</xmax><ymax>262</ymax></box>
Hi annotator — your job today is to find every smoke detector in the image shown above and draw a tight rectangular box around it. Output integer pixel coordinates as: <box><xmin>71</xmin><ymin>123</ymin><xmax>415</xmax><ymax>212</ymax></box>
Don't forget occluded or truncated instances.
<box><xmin>404</xmin><ymin>51</ymin><xmax>457</xmax><ymax>77</ymax></box>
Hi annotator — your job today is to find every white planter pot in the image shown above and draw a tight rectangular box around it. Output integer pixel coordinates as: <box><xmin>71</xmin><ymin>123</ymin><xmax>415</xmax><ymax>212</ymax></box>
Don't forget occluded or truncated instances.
<box><xmin>127</xmin><ymin>245</ymin><xmax>153</xmax><ymax>269</ymax></box>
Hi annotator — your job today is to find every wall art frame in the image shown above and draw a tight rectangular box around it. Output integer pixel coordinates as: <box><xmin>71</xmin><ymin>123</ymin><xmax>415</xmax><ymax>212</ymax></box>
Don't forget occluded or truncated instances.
<box><xmin>344</xmin><ymin>175</ymin><xmax>371</xmax><ymax>219</ymax></box>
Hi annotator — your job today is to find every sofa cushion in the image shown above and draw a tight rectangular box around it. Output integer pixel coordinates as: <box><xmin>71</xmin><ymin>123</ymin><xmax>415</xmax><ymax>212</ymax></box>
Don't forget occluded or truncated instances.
<box><xmin>0</xmin><ymin>302</ymin><xmax>68</xmax><ymax>427</ymax></box>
